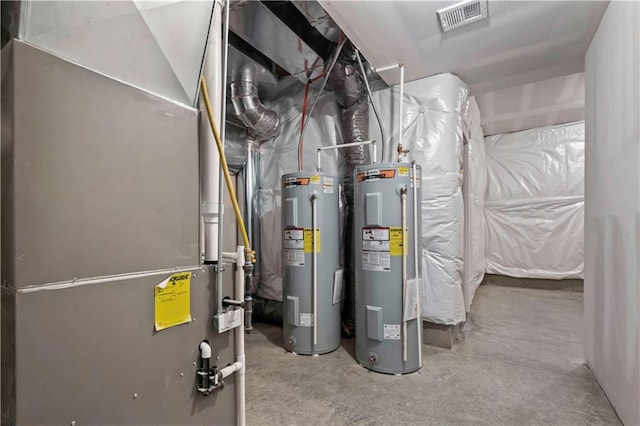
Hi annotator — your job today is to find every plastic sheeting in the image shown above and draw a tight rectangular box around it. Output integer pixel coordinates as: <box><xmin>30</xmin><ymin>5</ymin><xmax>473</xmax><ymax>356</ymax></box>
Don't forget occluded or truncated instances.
<box><xmin>464</xmin><ymin>96</ymin><xmax>488</xmax><ymax>309</ymax></box>
<box><xmin>484</xmin><ymin>121</ymin><xmax>585</xmax><ymax>279</ymax></box>
<box><xmin>255</xmin><ymin>77</ymin><xmax>344</xmax><ymax>302</ymax></box>
<box><xmin>367</xmin><ymin>73</ymin><xmax>468</xmax><ymax>325</ymax></box>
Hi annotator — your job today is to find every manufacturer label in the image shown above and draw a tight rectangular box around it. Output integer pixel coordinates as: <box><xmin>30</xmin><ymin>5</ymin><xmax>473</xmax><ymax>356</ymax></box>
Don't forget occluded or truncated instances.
<box><xmin>362</xmin><ymin>251</ymin><xmax>390</xmax><ymax>272</ymax></box>
<box><xmin>284</xmin><ymin>228</ymin><xmax>304</xmax><ymax>250</ymax></box>
<box><xmin>284</xmin><ymin>249</ymin><xmax>305</xmax><ymax>267</ymax></box>
<box><xmin>363</xmin><ymin>227</ymin><xmax>389</xmax><ymax>241</ymax></box>
<box><xmin>356</xmin><ymin>169</ymin><xmax>396</xmax><ymax>182</ymax></box>
<box><xmin>303</xmin><ymin>228</ymin><xmax>321</xmax><ymax>253</ymax></box>
<box><xmin>284</xmin><ymin>176</ymin><xmax>310</xmax><ymax>188</ymax></box>
<box><xmin>154</xmin><ymin>272</ymin><xmax>192</xmax><ymax>331</ymax></box>
<box><xmin>383</xmin><ymin>324</ymin><xmax>401</xmax><ymax>340</ymax></box>
<box><xmin>322</xmin><ymin>176</ymin><xmax>334</xmax><ymax>194</ymax></box>
<box><xmin>363</xmin><ymin>227</ymin><xmax>389</xmax><ymax>251</ymax></box>
<box><xmin>389</xmin><ymin>227</ymin><xmax>408</xmax><ymax>256</ymax></box>
<box><xmin>363</xmin><ymin>240</ymin><xmax>390</xmax><ymax>251</ymax></box>
<box><xmin>300</xmin><ymin>313</ymin><xmax>314</xmax><ymax>327</ymax></box>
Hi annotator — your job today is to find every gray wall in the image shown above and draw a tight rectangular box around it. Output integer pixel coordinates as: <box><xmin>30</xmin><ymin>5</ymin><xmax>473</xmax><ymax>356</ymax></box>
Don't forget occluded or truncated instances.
<box><xmin>1</xmin><ymin>40</ymin><xmax>238</xmax><ymax>424</ymax></box>
<box><xmin>584</xmin><ymin>2</ymin><xmax>640</xmax><ymax>425</ymax></box>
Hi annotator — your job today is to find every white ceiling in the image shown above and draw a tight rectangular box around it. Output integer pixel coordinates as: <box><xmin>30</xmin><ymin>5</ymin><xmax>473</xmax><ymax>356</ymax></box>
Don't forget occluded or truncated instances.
<box><xmin>320</xmin><ymin>1</ymin><xmax>606</xmax><ymax>92</ymax></box>
<box><xmin>320</xmin><ymin>0</ymin><xmax>605</xmax><ymax>134</ymax></box>
<box><xmin>476</xmin><ymin>71</ymin><xmax>585</xmax><ymax>135</ymax></box>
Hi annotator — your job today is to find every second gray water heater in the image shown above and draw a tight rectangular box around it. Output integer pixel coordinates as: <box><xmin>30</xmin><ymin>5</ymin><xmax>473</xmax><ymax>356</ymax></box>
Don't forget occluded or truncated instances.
<box><xmin>281</xmin><ymin>172</ymin><xmax>341</xmax><ymax>355</ymax></box>
<box><xmin>354</xmin><ymin>162</ymin><xmax>423</xmax><ymax>374</ymax></box>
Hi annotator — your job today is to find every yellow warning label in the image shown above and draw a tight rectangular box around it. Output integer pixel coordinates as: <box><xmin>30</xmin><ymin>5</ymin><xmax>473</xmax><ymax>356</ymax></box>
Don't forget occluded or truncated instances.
<box><xmin>304</xmin><ymin>228</ymin><xmax>321</xmax><ymax>253</ymax></box>
<box><xmin>310</xmin><ymin>175</ymin><xmax>321</xmax><ymax>184</ymax></box>
<box><xmin>154</xmin><ymin>272</ymin><xmax>192</xmax><ymax>331</ymax></box>
<box><xmin>389</xmin><ymin>227</ymin><xmax>408</xmax><ymax>256</ymax></box>
<box><xmin>398</xmin><ymin>166</ymin><xmax>409</xmax><ymax>176</ymax></box>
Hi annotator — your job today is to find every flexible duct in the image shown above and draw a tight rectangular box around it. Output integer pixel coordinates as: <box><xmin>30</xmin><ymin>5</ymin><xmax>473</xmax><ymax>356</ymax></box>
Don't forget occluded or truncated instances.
<box><xmin>328</xmin><ymin>42</ymin><xmax>370</xmax><ymax>335</ymax></box>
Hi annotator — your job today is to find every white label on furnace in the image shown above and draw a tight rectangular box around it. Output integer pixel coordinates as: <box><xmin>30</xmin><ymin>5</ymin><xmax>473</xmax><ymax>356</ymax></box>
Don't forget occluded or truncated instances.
<box><xmin>284</xmin><ymin>249</ymin><xmax>305</xmax><ymax>267</ymax></box>
<box><xmin>322</xmin><ymin>176</ymin><xmax>334</xmax><ymax>194</ymax></box>
<box><xmin>363</xmin><ymin>228</ymin><xmax>389</xmax><ymax>241</ymax></box>
<box><xmin>300</xmin><ymin>313</ymin><xmax>314</xmax><ymax>327</ymax></box>
<box><xmin>383</xmin><ymin>324</ymin><xmax>401</xmax><ymax>340</ymax></box>
<box><xmin>363</xmin><ymin>240</ymin><xmax>390</xmax><ymax>252</ymax></box>
<box><xmin>362</xmin><ymin>251</ymin><xmax>390</xmax><ymax>272</ymax></box>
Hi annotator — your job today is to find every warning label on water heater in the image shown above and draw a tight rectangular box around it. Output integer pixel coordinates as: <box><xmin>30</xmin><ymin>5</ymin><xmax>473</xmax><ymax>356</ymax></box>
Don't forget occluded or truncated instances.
<box><xmin>389</xmin><ymin>227</ymin><xmax>408</xmax><ymax>256</ymax></box>
<box><xmin>362</xmin><ymin>251</ymin><xmax>391</xmax><ymax>272</ymax></box>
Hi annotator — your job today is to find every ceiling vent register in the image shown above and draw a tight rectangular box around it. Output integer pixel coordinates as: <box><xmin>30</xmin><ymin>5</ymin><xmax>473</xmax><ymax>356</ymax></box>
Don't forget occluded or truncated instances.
<box><xmin>437</xmin><ymin>0</ymin><xmax>488</xmax><ymax>32</ymax></box>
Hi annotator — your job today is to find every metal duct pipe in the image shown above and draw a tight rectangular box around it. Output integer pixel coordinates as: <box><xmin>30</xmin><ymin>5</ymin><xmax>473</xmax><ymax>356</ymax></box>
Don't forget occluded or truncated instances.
<box><xmin>230</xmin><ymin>72</ymin><xmax>280</xmax><ymax>141</ymax></box>
<box><xmin>242</xmin><ymin>138</ymin><xmax>262</xmax><ymax>295</ymax></box>
<box><xmin>230</xmin><ymin>68</ymin><xmax>280</xmax><ymax>324</ymax></box>
<box><xmin>328</xmin><ymin>42</ymin><xmax>370</xmax><ymax>335</ymax></box>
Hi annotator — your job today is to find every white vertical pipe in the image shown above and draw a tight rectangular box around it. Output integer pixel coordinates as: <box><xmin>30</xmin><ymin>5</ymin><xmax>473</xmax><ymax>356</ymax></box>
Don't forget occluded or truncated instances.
<box><xmin>235</xmin><ymin>245</ymin><xmax>246</xmax><ymax>426</ymax></box>
<box><xmin>401</xmin><ymin>187</ymin><xmax>408</xmax><ymax>362</ymax></box>
<box><xmin>372</xmin><ymin>140</ymin><xmax>377</xmax><ymax>164</ymax></box>
<box><xmin>312</xmin><ymin>192</ymin><xmax>318</xmax><ymax>347</ymax></box>
<box><xmin>398</xmin><ymin>65</ymin><xmax>405</xmax><ymax>157</ymax></box>
<box><xmin>200</xmin><ymin>0</ymin><xmax>224</xmax><ymax>263</ymax></box>
<box><xmin>214</xmin><ymin>0</ymin><xmax>230</xmax><ymax>314</ymax></box>
<box><xmin>412</xmin><ymin>162</ymin><xmax>422</xmax><ymax>367</ymax></box>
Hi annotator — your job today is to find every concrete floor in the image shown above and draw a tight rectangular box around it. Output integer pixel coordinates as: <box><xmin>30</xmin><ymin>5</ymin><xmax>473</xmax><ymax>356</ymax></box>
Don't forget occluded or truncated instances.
<box><xmin>245</xmin><ymin>284</ymin><xmax>621</xmax><ymax>425</ymax></box>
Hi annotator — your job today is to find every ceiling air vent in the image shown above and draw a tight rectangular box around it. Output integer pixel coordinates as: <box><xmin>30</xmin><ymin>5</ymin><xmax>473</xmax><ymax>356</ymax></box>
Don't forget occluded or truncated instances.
<box><xmin>437</xmin><ymin>0</ymin><xmax>488</xmax><ymax>32</ymax></box>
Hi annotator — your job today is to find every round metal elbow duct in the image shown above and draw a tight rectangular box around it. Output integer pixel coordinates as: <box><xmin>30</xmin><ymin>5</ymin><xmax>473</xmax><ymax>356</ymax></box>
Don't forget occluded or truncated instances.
<box><xmin>230</xmin><ymin>80</ymin><xmax>280</xmax><ymax>141</ymax></box>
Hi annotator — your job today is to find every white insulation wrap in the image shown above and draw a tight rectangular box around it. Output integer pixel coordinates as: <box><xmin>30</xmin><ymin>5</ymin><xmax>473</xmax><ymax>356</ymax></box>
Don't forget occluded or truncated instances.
<box><xmin>464</xmin><ymin>96</ymin><xmax>488</xmax><ymax>309</ymax></box>
<box><xmin>368</xmin><ymin>73</ymin><xmax>468</xmax><ymax>325</ymax></box>
<box><xmin>257</xmin><ymin>78</ymin><xmax>343</xmax><ymax>302</ymax></box>
<box><xmin>484</xmin><ymin>121</ymin><xmax>585</xmax><ymax>279</ymax></box>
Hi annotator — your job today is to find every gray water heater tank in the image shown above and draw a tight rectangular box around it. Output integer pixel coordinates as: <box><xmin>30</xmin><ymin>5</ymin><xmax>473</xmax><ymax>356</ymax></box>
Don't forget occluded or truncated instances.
<box><xmin>281</xmin><ymin>172</ymin><xmax>341</xmax><ymax>355</ymax></box>
<box><xmin>354</xmin><ymin>162</ymin><xmax>423</xmax><ymax>374</ymax></box>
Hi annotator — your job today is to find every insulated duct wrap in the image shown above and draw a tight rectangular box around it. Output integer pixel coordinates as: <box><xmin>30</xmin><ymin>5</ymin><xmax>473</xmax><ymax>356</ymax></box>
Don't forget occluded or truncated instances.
<box><xmin>368</xmin><ymin>73</ymin><xmax>469</xmax><ymax>325</ymax></box>
<box><xmin>465</xmin><ymin>96</ymin><xmax>488</xmax><ymax>309</ymax></box>
<box><xmin>484</xmin><ymin>121</ymin><xmax>585</xmax><ymax>279</ymax></box>
<box><xmin>328</xmin><ymin>44</ymin><xmax>370</xmax><ymax>333</ymax></box>
<box><xmin>229</xmin><ymin>72</ymin><xmax>280</xmax><ymax>300</ymax></box>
